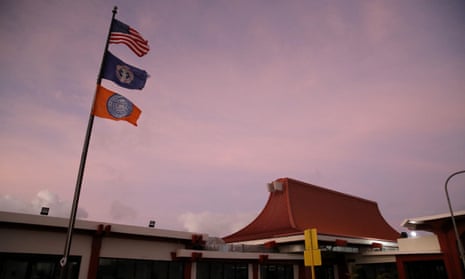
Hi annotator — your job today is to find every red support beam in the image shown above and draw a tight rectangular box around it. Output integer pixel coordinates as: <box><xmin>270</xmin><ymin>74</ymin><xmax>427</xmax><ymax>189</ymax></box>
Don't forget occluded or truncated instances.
<box><xmin>87</xmin><ymin>224</ymin><xmax>110</xmax><ymax>279</ymax></box>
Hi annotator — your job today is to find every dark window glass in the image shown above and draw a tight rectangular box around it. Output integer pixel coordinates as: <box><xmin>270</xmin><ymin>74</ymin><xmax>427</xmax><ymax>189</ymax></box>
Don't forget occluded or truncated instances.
<box><xmin>0</xmin><ymin>253</ymin><xmax>80</xmax><ymax>279</ymax></box>
<box><xmin>31</xmin><ymin>262</ymin><xmax>56</xmax><ymax>279</ymax></box>
<box><xmin>115</xmin><ymin>260</ymin><xmax>134</xmax><ymax>279</ymax></box>
<box><xmin>134</xmin><ymin>261</ymin><xmax>151</xmax><ymax>279</ymax></box>
<box><xmin>96</xmin><ymin>258</ymin><xmax>183</xmax><ymax>279</ymax></box>
<box><xmin>315</xmin><ymin>264</ymin><xmax>335</xmax><ymax>279</ymax></box>
<box><xmin>223</xmin><ymin>263</ymin><xmax>234</xmax><ymax>279</ymax></box>
<box><xmin>354</xmin><ymin>263</ymin><xmax>398</xmax><ymax>279</ymax></box>
<box><xmin>197</xmin><ymin>262</ymin><xmax>210</xmax><ymax>279</ymax></box>
<box><xmin>235</xmin><ymin>264</ymin><xmax>248</xmax><ymax>279</ymax></box>
<box><xmin>0</xmin><ymin>260</ymin><xmax>28</xmax><ymax>279</ymax></box>
<box><xmin>405</xmin><ymin>260</ymin><xmax>447</xmax><ymax>279</ymax></box>
<box><xmin>211</xmin><ymin>262</ymin><xmax>223</xmax><ymax>278</ymax></box>
<box><xmin>151</xmin><ymin>260</ymin><xmax>168</xmax><ymax>279</ymax></box>
<box><xmin>196</xmin><ymin>262</ymin><xmax>248</xmax><ymax>279</ymax></box>
<box><xmin>168</xmin><ymin>262</ymin><xmax>183</xmax><ymax>279</ymax></box>
<box><xmin>260</xmin><ymin>264</ymin><xmax>293</xmax><ymax>279</ymax></box>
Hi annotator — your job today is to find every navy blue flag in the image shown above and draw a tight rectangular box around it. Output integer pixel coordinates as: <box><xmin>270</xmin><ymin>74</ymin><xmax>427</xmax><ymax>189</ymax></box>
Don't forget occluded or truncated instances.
<box><xmin>102</xmin><ymin>51</ymin><xmax>148</xmax><ymax>90</ymax></box>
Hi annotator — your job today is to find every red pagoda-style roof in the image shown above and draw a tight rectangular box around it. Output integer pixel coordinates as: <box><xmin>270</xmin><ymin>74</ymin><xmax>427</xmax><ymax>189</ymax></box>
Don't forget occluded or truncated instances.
<box><xmin>223</xmin><ymin>178</ymin><xmax>399</xmax><ymax>243</ymax></box>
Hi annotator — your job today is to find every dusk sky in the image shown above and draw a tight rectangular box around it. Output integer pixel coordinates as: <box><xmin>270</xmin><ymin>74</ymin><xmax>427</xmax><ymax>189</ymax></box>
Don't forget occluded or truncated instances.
<box><xmin>1</xmin><ymin>0</ymin><xmax>464</xmax><ymax>237</ymax></box>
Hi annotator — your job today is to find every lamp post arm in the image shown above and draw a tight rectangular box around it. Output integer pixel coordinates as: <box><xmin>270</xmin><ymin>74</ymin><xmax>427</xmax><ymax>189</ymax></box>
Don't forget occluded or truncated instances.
<box><xmin>444</xmin><ymin>170</ymin><xmax>465</xmax><ymax>270</ymax></box>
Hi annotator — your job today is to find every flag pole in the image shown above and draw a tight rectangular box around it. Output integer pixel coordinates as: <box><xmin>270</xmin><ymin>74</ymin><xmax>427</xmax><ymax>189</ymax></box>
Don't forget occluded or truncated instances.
<box><xmin>60</xmin><ymin>6</ymin><xmax>118</xmax><ymax>277</ymax></box>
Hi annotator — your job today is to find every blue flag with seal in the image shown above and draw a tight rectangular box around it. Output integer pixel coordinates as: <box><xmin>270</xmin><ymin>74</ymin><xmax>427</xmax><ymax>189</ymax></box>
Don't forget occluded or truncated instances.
<box><xmin>102</xmin><ymin>51</ymin><xmax>148</xmax><ymax>90</ymax></box>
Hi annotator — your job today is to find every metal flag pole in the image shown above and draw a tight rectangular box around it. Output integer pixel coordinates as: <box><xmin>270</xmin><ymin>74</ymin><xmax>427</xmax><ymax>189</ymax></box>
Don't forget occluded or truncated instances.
<box><xmin>59</xmin><ymin>6</ymin><xmax>118</xmax><ymax>278</ymax></box>
<box><xmin>444</xmin><ymin>169</ymin><xmax>465</xmax><ymax>270</ymax></box>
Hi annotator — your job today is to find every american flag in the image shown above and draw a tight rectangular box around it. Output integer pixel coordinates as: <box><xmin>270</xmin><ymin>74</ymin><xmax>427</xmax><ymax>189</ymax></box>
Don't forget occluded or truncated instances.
<box><xmin>109</xmin><ymin>19</ymin><xmax>150</xmax><ymax>57</ymax></box>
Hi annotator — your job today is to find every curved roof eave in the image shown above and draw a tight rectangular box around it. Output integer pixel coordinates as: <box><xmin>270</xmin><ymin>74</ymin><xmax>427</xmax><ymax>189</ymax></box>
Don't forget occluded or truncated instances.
<box><xmin>224</xmin><ymin>178</ymin><xmax>399</xmax><ymax>243</ymax></box>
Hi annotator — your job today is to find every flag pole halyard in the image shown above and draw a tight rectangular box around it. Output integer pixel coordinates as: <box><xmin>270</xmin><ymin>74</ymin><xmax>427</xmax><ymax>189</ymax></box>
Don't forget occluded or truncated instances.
<box><xmin>60</xmin><ymin>6</ymin><xmax>118</xmax><ymax>278</ymax></box>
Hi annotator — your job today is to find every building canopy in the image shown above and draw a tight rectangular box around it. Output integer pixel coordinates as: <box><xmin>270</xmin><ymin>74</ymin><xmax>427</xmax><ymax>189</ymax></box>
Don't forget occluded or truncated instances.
<box><xmin>223</xmin><ymin>178</ymin><xmax>399</xmax><ymax>243</ymax></box>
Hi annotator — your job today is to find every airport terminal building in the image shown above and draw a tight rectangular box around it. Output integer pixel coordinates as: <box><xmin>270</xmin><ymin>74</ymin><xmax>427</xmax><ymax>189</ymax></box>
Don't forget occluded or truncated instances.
<box><xmin>1</xmin><ymin>178</ymin><xmax>463</xmax><ymax>279</ymax></box>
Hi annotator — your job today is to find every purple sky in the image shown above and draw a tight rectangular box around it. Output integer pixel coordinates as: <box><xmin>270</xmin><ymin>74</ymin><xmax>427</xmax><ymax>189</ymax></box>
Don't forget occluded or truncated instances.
<box><xmin>1</xmin><ymin>0</ymin><xmax>464</xmax><ymax>237</ymax></box>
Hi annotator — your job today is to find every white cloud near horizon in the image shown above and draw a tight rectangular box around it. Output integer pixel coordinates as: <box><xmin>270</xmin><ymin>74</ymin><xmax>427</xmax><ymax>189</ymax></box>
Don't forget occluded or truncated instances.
<box><xmin>0</xmin><ymin>189</ymin><xmax>256</xmax><ymax>237</ymax></box>
<box><xmin>178</xmin><ymin>211</ymin><xmax>256</xmax><ymax>237</ymax></box>
<box><xmin>0</xmin><ymin>190</ymin><xmax>88</xmax><ymax>219</ymax></box>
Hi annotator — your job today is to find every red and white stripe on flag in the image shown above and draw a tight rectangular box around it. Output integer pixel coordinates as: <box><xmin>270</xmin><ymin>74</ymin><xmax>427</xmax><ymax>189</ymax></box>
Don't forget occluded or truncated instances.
<box><xmin>109</xmin><ymin>28</ymin><xmax>149</xmax><ymax>57</ymax></box>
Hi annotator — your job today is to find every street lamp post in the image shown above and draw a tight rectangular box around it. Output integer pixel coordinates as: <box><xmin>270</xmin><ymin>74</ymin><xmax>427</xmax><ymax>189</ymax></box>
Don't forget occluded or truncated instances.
<box><xmin>444</xmin><ymin>170</ymin><xmax>465</xmax><ymax>270</ymax></box>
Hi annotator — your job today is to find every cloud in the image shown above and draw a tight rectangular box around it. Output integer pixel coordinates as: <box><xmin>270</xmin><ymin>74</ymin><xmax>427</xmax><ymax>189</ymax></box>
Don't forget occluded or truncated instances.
<box><xmin>0</xmin><ymin>190</ymin><xmax>88</xmax><ymax>218</ymax></box>
<box><xmin>109</xmin><ymin>200</ymin><xmax>138</xmax><ymax>223</ymax></box>
<box><xmin>178</xmin><ymin>211</ymin><xmax>256</xmax><ymax>237</ymax></box>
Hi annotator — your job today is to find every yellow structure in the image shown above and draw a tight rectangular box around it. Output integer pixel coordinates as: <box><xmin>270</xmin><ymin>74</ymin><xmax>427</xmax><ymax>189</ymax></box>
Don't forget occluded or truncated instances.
<box><xmin>304</xmin><ymin>228</ymin><xmax>322</xmax><ymax>279</ymax></box>
<box><xmin>304</xmin><ymin>228</ymin><xmax>322</xmax><ymax>266</ymax></box>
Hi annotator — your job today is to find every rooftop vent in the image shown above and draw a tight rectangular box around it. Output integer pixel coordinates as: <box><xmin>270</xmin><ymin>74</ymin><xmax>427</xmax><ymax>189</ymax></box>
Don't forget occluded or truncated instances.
<box><xmin>267</xmin><ymin>181</ymin><xmax>283</xmax><ymax>192</ymax></box>
<box><xmin>40</xmin><ymin>207</ymin><xmax>49</xmax><ymax>216</ymax></box>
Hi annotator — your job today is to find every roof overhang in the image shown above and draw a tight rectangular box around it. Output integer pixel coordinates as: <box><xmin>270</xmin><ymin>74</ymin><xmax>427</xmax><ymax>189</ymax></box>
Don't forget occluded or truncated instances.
<box><xmin>228</xmin><ymin>233</ymin><xmax>398</xmax><ymax>248</ymax></box>
<box><xmin>401</xmin><ymin>210</ymin><xmax>465</xmax><ymax>231</ymax></box>
<box><xmin>0</xmin><ymin>211</ymin><xmax>196</xmax><ymax>241</ymax></box>
<box><xmin>175</xmin><ymin>249</ymin><xmax>303</xmax><ymax>261</ymax></box>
